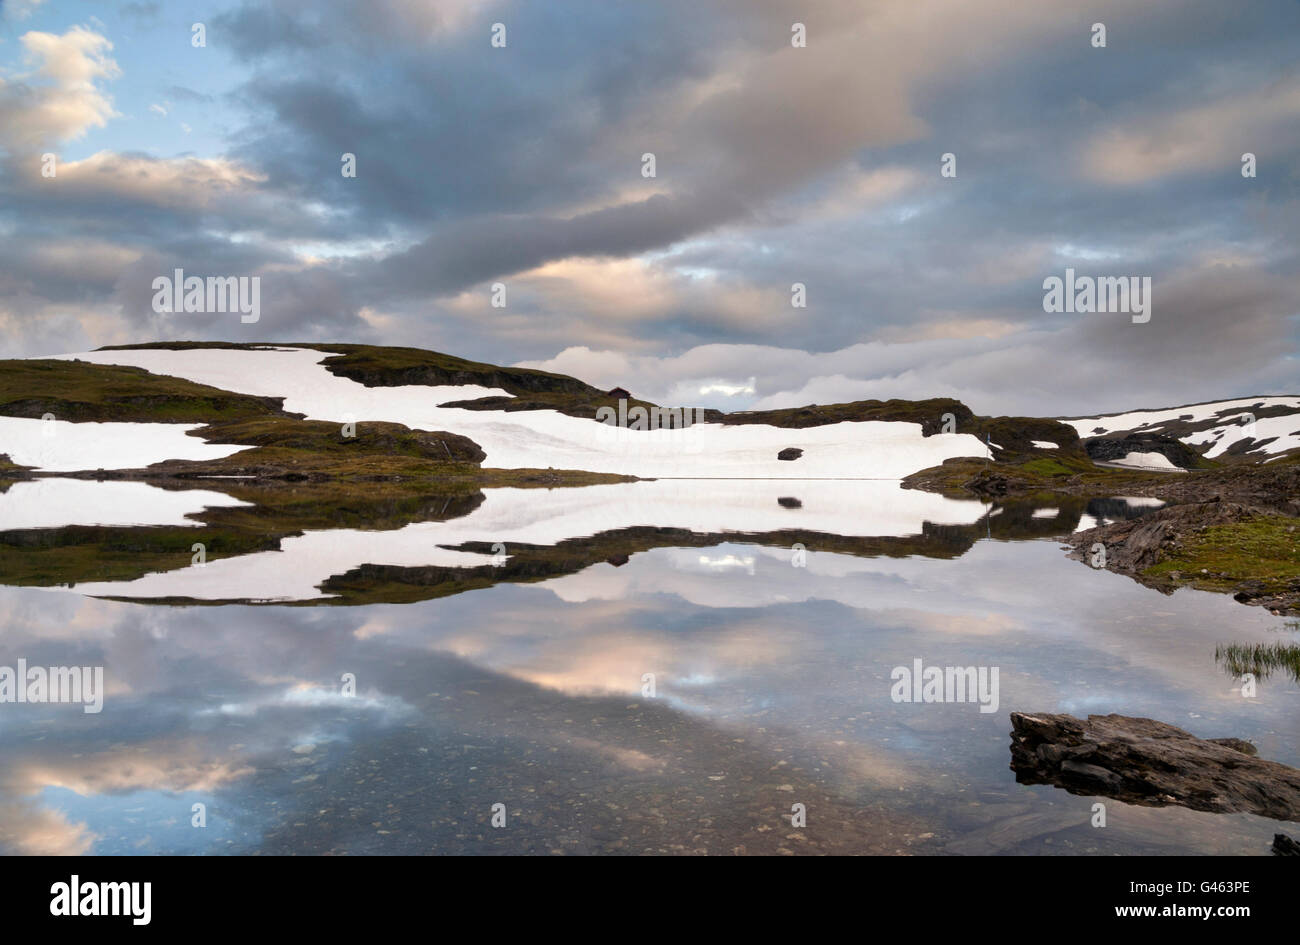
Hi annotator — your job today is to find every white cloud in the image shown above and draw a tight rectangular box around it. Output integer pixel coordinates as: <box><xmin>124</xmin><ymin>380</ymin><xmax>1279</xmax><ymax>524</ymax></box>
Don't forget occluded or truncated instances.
<box><xmin>0</xmin><ymin>26</ymin><xmax>119</xmax><ymax>151</ymax></box>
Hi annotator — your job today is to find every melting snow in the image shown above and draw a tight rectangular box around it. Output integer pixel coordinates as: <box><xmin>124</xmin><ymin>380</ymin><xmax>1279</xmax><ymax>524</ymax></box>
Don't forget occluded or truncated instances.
<box><xmin>0</xmin><ymin>416</ymin><xmax>245</xmax><ymax>471</ymax></box>
<box><xmin>1063</xmin><ymin>397</ymin><xmax>1300</xmax><ymax>457</ymax></box>
<box><xmin>47</xmin><ymin>347</ymin><xmax>988</xmax><ymax>478</ymax></box>
<box><xmin>1110</xmin><ymin>451</ymin><xmax>1179</xmax><ymax>470</ymax></box>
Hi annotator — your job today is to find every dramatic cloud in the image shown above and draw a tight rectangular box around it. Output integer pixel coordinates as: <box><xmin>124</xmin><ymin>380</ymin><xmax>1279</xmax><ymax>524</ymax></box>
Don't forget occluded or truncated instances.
<box><xmin>1</xmin><ymin>0</ymin><xmax>1297</xmax><ymax>414</ymax></box>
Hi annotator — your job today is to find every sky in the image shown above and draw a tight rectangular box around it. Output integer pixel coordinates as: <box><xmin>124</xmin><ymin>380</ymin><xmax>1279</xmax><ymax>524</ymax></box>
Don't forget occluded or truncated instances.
<box><xmin>1</xmin><ymin>0</ymin><xmax>1298</xmax><ymax>416</ymax></box>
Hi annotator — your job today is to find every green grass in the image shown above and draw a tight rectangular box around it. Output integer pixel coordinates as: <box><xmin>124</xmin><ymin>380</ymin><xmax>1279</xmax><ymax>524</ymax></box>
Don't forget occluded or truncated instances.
<box><xmin>1019</xmin><ymin>457</ymin><xmax>1079</xmax><ymax>477</ymax></box>
<box><xmin>1215</xmin><ymin>641</ymin><xmax>1300</xmax><ymax>682</ymax></box>
<box><xmin>0</xmin><ymin>358</ymin><xmax>292</xmax><ymax>423</ymax></box>
<box><xmin>903</xmin><ymin>454</ymin><xmax>1170</xmax><ymax>498</ymax></box>
<box><xmin>1144</xmin><ymin>516</ymin><xmax>1300</xmax><ymax>593</ymax></box>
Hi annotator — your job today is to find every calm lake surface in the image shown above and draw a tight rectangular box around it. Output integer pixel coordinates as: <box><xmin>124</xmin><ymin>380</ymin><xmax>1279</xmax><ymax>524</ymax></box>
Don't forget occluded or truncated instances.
<box><xmin>0</xmin><ymin>480</ymin><xmax>1295</xmax><ymax>855</ymax></box>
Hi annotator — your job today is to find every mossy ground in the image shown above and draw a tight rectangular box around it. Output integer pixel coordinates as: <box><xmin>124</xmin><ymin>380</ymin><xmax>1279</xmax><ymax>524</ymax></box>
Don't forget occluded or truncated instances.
<box><xmin>0</xmin><ymin>358</ymin><xmax>291</xmax><ymax>423</ymax></box>
<box><xmin>903</xmin><ymin>455</ymin><xmax>1176</xmax><ymax>499</ymax></box>
<box><xmin>1143</xmin><ymin>515</ymin><xmax>1300</xmax><ymax>595</ymax></box>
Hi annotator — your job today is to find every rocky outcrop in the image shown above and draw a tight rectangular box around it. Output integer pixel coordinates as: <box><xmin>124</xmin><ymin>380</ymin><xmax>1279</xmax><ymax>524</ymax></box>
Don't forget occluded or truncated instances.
<box><xmin>1065</xmin><ymin>499</ymin><xmax>1300</xmax><ymax>614</ymax></box>
<box><xmin>718</xmin><ymin>398</ymin><xmax>975</xmax><ymax>433</ymax></box>
<box><xmin>1085</xmin><ymin>433</ymin><xmax>1200</xmax><ymax>468</ymax></box>
<box><xmin>1009</xmin><ymin>712</ymin><xmax>1300</xmax><ymax>821</ymax></box>
<box><xmin>1067</xmin><ymin>499</ymin><xmax>1256</xmax><ymax>573</ymax></box>
<box><xmin>777</xmin><ymin>448</ymin><xmax>803</xmax><ymax>461</ymax></box>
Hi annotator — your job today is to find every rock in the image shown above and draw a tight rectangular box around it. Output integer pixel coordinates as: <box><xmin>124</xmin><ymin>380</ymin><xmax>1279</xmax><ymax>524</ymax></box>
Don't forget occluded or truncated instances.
<box><xmin>1009</xmin><ymin>712</ymin><xmax>1300</xmax><ymax>821</ymax></box>
<box><xmin>1206</xmin><ymin>737</ymin><xmax>1258</xmax><ymax>756</ymax></box>
<box><xmin>1084</xmin><ymin>433</ymin><xmax>1199</xmax><ymax>468</ymax></box>
<box><xmin>1064</xmin><ymin>500</ymin><xmax>1300</xmax><ymax>615</ymax></box>
<box><xmin>777</xmin><ymin>448</ymin><xmax>803</xmax><ymax>461</ymax></box>
<box><xmin>1273</xmin><ymin>833</ymin><xmax>1300</xmax><ymax>856</ymax></box>
<box><xmin>1067</xmin><ymin>501</ymin><xmax>1257</xmax><ymax>574</ymax></box>
<box><xmin>777</xmin><ymin>496</ymin><xmax>802</xmax><ymax>509</ymax></box>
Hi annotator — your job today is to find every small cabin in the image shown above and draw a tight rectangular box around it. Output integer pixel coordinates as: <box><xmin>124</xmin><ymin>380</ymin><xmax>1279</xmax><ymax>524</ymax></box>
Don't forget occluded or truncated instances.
<box><xmin>607</xmin><ymin>386</ymin><xmax>631</xmax><ymax>400</ymax></box>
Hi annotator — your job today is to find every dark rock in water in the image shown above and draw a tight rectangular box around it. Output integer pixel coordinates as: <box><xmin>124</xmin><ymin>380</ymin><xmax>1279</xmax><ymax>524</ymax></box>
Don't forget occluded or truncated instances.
<box><xmin>1274</xmin><ymin>833</ymin><xmax>1300</xmax><ymax>856</ymax></box>
<box><xmin>777</xmin><ymin>496</ymin><xmax>802</xmax><ymax>509</ymax></box>
<box><xmin>1234</xmin><ymin>584</ymin><xmax>1264</xmax><ymax>603</ymax></box>
<box><xmin>1084</xmin><ymin>433</ymin><xmax>1199</xmax><ymax>468</ymax></box>
<box><xmin>606</xmin><ymin>554</ymin><xmax>630</xmax><ymax>567</ymax></box>
<box><xmin>777</xmin><ymin>448</ymin><xmax>803</xmax><ymax>461</ymax></box>
<box><xmin>1008</xmin><ymin>711</ymin><xmax>1300</xmax><ymax>821</ymax></box>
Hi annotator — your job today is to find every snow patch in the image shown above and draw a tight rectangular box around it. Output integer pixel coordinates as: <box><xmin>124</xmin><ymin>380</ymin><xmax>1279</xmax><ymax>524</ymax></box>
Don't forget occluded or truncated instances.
<box><xmin>1064</xmin><ymin>397</ymin><xmax>1300</xmax><ymax>457</ymax></box>
<box><xmin>51</xmin><ymin>347</ymin><xmax>989</xmax><ymax>479</ymax></box>
<box><xmin>0</xmin><ymin>416</ymin><xmax>245</xmax><ymax>472</ymax></box>
<box><xmin>1111</xmin><ymin>451</ymin><xmax>1178</xmax><ymax>470</ymax></box>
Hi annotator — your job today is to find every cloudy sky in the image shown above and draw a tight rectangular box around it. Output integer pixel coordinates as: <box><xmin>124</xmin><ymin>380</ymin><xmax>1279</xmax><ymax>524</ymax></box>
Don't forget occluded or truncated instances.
<box><xmin>2</xmin><ymin>0</ymin><xmax>1297</xmax><ymax>415</ymax></box>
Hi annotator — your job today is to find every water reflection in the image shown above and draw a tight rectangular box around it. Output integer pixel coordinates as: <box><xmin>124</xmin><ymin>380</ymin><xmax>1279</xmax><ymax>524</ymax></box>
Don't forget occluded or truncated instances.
<box><xmin>1216</xmin><ymin>636</ymin><xmax>1300</xmax><ymax>683</ymax></box>
<box><xmin>0</xmin><ymin>510</ymin><xmax>1294</xmax><ymax>854</ymax></box>
<box><xmin>0</xmin><ymin>479</ymin><xmax>1166</xmax><ymax>606</ymax></box>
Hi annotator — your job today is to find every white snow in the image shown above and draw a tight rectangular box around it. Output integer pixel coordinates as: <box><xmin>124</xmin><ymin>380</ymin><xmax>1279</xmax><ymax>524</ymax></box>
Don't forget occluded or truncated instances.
<box><xmin>57</xmin><ymin>478</ymin><xmax>987</xmax><ymax>602</ymax></box>
<box><xmin>0</xmin><ymin>478</ymin><xmax>250</xmax><ymax>530</ymax></box>
<box><xmin>1064</xmin><ymin>397</ymin><xmax>1300</xmax><ymax>457</ymax></box>
<box><xmin>1110</xmin><ymin>451</ymin><xmax>1179</xmax><ymax>470</ymax></box>
<box><xmin>0</xmin><ymin>416</ymin><xmax>245</xmax><ymax>472</ymax></box>
<box><xmin>44</xmin><ymin>347</ymin><xmax>989</xmax><ymax>479</ymax></box>
<box><xmin>1185</xmin><ymin>412</ymin><xmax>1300</xmax><ymax>458</ymax></box>
<box><xmin>1031</xmin><ymin>507</ymin><xmax>1059</xmax><ymax>518</ymax></box>
<box><xmin>1031</xmin><ymin>440</ymin><xmax>1058</xmax><ymax>449</ymax></box>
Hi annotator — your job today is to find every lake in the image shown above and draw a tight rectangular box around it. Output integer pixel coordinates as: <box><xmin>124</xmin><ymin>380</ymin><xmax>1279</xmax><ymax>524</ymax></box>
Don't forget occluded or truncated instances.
<box><xmin>0</xmin><ymin>479</ymin><xmax>1294</xmax><ymax>855</ymax></box>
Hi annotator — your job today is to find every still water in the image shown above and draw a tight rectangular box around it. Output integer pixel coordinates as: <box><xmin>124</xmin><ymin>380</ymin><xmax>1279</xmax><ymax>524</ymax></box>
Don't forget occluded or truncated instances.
<box><xmin>0</xmin><ymin>480</ymin><xmax>1295</xmax><ymax>855</ymax></box>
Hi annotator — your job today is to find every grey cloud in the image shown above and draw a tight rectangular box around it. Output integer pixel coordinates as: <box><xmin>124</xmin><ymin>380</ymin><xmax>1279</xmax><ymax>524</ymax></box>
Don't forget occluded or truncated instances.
<box><xmin>2</xmin><ymin>0</ymin><xmax>1298</xmax><ymax>418</ymax></box>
